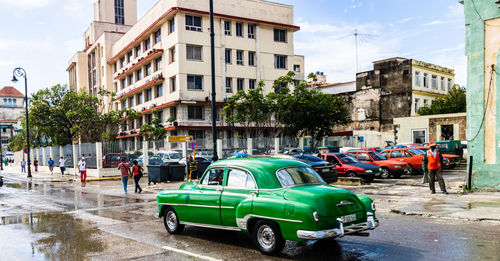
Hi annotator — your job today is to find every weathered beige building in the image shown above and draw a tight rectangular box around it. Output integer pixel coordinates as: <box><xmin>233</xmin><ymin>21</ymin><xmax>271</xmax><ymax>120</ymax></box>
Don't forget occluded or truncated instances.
<box><xmin>68</xmin><ymin>0</ymin><xmax>304</xmax><ymax>150</ymax></box>
<box><xmin>0</xmin><ymin>86</ymin><xmax>24</xmax><ymax>149</ymax></box>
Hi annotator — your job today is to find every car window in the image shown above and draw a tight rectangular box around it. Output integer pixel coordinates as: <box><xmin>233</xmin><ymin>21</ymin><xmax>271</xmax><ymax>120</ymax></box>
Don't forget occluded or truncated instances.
<box><xmin>358</xmin><ymin>153</ymin><xmax>371</xmax><ymax>161</ymax></box>
<box><xmin>337</xmin><ymin>154</ymin><xmax>359</xmax><ymax>164</ymax></box>
<box><xmin>226</xmin><ymin>169</ymin><xmax>256</xmax><ymax>188</ymax></box>
<box><xmin>277</xmin><ymin>167</ymin><xmax>325</xmax><ymax>187</ymax></box>
<box><xmin>405</xmin><ymin>151</ymin><xmax>412</xmax><ymax>157</ymax></box>
<box><xmin>326</xmin><ymin>155</ymin><xmax>340</xmax><ymax>164</ymax></box>
<box><xmin>381</xmin><ymin>151</ymin><xmax>389</xmax><ymax>158</ymax></box>
<box><xmin>369</xmin><ymin>152</ymin><xmax>386</xmax><ymax>160</ymax></box>
<box><xmin>391</xmin><ymin>150</ymin><xmax>404</xmax><ymax>158</ymax></box>
<box><xmin>437</xmin><ymin>143</ymin><xmax>448</xmax><ymax>150</ymax></box>
<box><xmin>201</xmin><ymin>168</ymin><xmax>225</xmax><ymax>185</ymax></box>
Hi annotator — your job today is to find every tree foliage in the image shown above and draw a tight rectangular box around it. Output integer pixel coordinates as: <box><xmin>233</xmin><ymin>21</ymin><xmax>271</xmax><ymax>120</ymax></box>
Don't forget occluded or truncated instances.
<box><xmin>417</xmin><ymin>86</ymin><xmax>466</xmax><ymax>115</ymax></box>
<box><xmin>139</xmin><ymin>110</ymin><xmax>167</xmax><ymax>142</ymax></box>
<box><xmin>223</xmin><ymin>71</ymin><xmax>349</xmax><ymax>141</ymax></box>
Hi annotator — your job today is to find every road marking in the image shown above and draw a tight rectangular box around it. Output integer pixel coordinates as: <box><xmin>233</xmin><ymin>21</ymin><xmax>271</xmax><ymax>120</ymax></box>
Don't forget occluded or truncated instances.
<box><xmin>162</xmin><ymin>246</ymin><xmax>222</xmax><ymax>261</ymax></box>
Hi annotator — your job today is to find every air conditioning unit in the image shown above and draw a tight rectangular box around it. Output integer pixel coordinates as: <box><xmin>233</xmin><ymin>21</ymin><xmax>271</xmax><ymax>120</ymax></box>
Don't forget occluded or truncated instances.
<box><xmin>148</xmin><ymin>51</ymin><xmax>153</xmax><ymax>55</ymax></box>
<box><xmin>142</xmin><ymin>107</ymin><xmax>146</xmax><ymax>111</ymax></box>
<box><xmin>152</xmin><ymin>103</ymin><xmax>156</xmax><ymax>108</ymax></box>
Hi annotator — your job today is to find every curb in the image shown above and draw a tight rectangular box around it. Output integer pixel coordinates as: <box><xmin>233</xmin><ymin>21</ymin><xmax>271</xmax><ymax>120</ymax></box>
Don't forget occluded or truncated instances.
<box><xmin>389</xmin><ymin>209</ymin><xmax>500</xmax><ymax>223</ymax></box>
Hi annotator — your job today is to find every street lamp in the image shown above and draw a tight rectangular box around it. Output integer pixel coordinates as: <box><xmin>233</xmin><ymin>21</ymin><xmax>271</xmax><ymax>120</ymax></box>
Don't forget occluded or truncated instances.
<box><xmin>11</xmin><ymin>67</ymin><xmax>31</xmax><ymax>178</ymax></box>
<box><xmin>209</xmin><ymin>0</ymin><xmax>218</xmax><ymax>162</ymax></box>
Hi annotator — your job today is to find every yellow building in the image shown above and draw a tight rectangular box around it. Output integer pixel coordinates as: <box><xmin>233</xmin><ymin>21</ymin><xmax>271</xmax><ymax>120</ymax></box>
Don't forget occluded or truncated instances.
<box><xmin>67</xmin><ymin>0</ymin><xmax>304</xmax><ymax>151</ymax></box>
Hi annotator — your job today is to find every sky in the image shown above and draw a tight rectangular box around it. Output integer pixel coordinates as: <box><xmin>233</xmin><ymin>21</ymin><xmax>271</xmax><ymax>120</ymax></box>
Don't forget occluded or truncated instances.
<box><xmin>0</xmin><ymin>0</ymin><xmax>466</xmax><ymax>95</ymax></box>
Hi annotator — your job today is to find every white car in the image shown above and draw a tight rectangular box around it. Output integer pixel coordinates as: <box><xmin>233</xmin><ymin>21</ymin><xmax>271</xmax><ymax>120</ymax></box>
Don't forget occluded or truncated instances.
<box><xmin>156</xmin><ymin>150</ymin><xmax>183</xmax><ymax>163</ymax></box>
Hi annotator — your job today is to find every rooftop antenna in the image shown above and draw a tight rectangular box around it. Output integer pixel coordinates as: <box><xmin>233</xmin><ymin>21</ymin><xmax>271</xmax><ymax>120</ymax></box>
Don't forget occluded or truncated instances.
<box><xmin>336</xmin><ymin>28</ymin><xmax>377</xmax><ymax>73</ymax></box>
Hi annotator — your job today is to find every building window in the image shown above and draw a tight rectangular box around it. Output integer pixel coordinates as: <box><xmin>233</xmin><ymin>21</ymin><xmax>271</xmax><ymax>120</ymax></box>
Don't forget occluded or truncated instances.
<box><xmin>414</xmin><ymin>99</ymin><xmax>419</xmax><ymax>113</ymax></box>
<box><xmin>431</xmin><ymin>75</ymin><xmax>437</xmax><ymax>89</ymax></box>
<box><xmin>128</xmin><ymin>74</ymin><xmax>134</xmax><ymax>85</ymax></box>
<box><xmin>121</xmin><ymin>78</ymin><xmax>126</xmax><ymax>89</ymax></box>
<box><xmin>145</xmin><ymin>63</ymin><xmax>152</xmax><ymax>76</ymax></box>
<box><xmin>274</xmin><ymin>55</ymin><xmax>287</xmax><ymax>69</ymax></box>
<box><xmin>189</xmin><ymin>130</ymin><xmax>205</xmax><ymax>147</ymax></box>
<box><xmin>274</xmin><ymin>28</ymin><xmax>286</xmax><ymax>42</ymax></box>
<box><xmin>185</xmin><ymin>15</ymin><xmax>202</xmax><ymax>31</ymax></box>
<box><xmin>113</xmin><ymin>63</ymin><xmax>117</xmax><ymax>73</ymax></box>
<box><xmin>248</xmin><ymin>24</ymin><xmax>255</xmax><ymax>39</ymax></box>
<box><xmin>154</xmin><ymin>29</ymin><xmax>161</xmax><ymax>44</ymax></box>
<box><xmin>423</xmin><ymin>99</ymin><xmax>428</xmax><ymax>107</ymax></box>
<box><xmin>122</xmin><ymin>100</ymin><xmax>126</xmax><ymax>109</ymax></box>
<box><xmin>236</xmin><ymin>50</ymin><xmax>243</xmax><ymax>65</ymax></box>
<box><xmin>237</xmin><ymin>78</ymin><xmax>244</xmax><ymax>91</ymax></box>
<box><xmin>155</xmin><ymin>57</ymin><xmax>162</xmax><ymax>71</ymax></box>
<box><xmin>236</xmin><ymin>22</ymin><xmax>243</xmax><ymax>37</ymax></box>
<box><xmin>188</xmin><ymin>106</ymin><xmax>203</xmax><ymax>119</ymax></box>
<box><xmin>415</xmin><ymin>71</ymin><xmax>420</xmax><ymax>86</ymax></box>
<box><xmin>448</xmin><ymin>79</ymin><xmax>452</xmax><ymax>90</ymax></box>
<box><xmin>170</xmin><ymin>76</ymin><xmax>176</xmax><ymax>92</ymax></box>
<box><xmin>127</xmin><ymin>51</ymin><xmax>133</xmax><ymax>63</ymax></box>
<box><xmin>169</xmin><ymin>46</ymin><xmax>176</xmax><ymax>63</ymax></box>
<box><xmin>224</xmin><ymin>20</ymin><xmax>231</xmax><ymax>35</ymax></box>
<box><xmin>170</xmin><ymin>107</ymin><xmax>177</xmax><ymax>120</ymax></box>
<box><xmin>186</xmin><ymin>45</ymin><xmax>202</xmax><ymax>61</ymax></box>
<box><xmin>440</xmin><ymin>77</ymin><xmax>445</xmax><ymax>90</ymax></box>
<box><xmin>114</xmin><ymin>0</ymin><xmax>124</xmax><ymax>25</ymax></box>
<box><xmin>135</xmin><ymin>45</ymin><xmax>142</xmax><ymax>57</ymax></box>
<box><xmin>120</xmin><ymin>57</ymin><xmax>125</xmax><ymax>68</ymax></box>
<box><xmin>169</xmin><ymin>18</ymin><xmax>175</xmax><ymax>34</ymax></box>
<box><xmin>136</xmin><ymin>69</ymin><xmax>143</xmax><ymax>81</ymax></box>
<box><xmin>225</xmin><ymin>49</ymin><xmax>231</xmax><ymax>64</ymax></box>
<box><xmin>155</xmin><ymin>84</ymin><xmax>163</xmax><ymax>98</ymax></box>
<box><xmin>423</xmin><ymin>73</ymin><xmax>428</xmax><ymax>87</ymax></box>
<box><xmin>145</xmin><ymin>89</ymin><xmax>152</xmax><ymax>102</ymax></box>
<box><xmin>248</xmin><ymin>52</ymin><xmax>255</xmax><ymax>66</ymax></box>
<box><xmin>187</xmin><ymin>75</ymin><xmax>203</xmax><ymax>90</ymax></box>
<box><xmin>293</xmin><ymin>64</ymin><xmax>300</xmax><ymax>72</ymax></box>
<box><xmin>129</xmin><ymin>97</ymin><xmax>134</xmax><ymax>107</ymax></box>
<box><xmin>226</xmin><ymin>77</ymin><xmax>233</xmax><ymax>93</ymax></box>
<box><xmin>137</xmin><ymin>93</ymin><xmax>143</xmax><ymax>105</ymax></box>
<box><xmin>144</xmin><ymin>38</ymin><xmax>151</xmax><ymax>50</ymax></box>
<box><xmin>249</xmin><ymin>79</ymin><xmax>256</xmax><ymax>89</ymax></box>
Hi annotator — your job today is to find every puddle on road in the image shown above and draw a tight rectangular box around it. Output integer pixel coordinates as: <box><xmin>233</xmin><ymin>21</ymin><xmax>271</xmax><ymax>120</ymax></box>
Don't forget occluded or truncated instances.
<box><xmin>0</xmin><ymin>212</ymin><xmax>105</xmax><ymax>260</ymax></box>
<box><xmin>462</xmin><ymin>202</ymin><xmax>500</xmax><ymax>209</ymax></box>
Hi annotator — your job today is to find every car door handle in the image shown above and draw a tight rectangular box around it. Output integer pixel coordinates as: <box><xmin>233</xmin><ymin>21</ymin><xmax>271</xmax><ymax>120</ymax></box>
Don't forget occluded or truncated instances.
<box><xmin>216</xmin><ymin>187</ymin><xmax>223</xmax><ymax>192</ymax></box>
<box><xmin>250</xmin><ymin>191</ymin><xmax>258</xmax><ymax>196</ymax></box>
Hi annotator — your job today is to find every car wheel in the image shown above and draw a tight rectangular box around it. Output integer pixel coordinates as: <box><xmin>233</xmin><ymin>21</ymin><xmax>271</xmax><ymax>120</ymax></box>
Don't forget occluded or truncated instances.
<box><xmin>253</xmin><ymin>220</ymin><xmax>285</xmax><ymax>255</ymax></box>
<box><xmin>347</xmin><ymin>171</ymin><xmax>357</xmax><ymax>178</ymax></box>
<box><xmin>380</xmin><ymin>168</ymin><xmax>390</xmax><ymax>179</ymax></box>
<box><xmin>163</xmin><ymin>207</ymin><xmax>184</xmax><ymax>234</ymax></box>
<box><xmin>407</xmin><ymin>165</ymin><xmax>414</xmax><ymax>175</ymax></box>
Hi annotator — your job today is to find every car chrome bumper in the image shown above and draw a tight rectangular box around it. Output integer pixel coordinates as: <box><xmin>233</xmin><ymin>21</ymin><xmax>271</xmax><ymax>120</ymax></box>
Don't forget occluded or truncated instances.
<box><xmin>297</xmin><ymin>213</ymin><xmax>379</xmax><ymax>240</ymax></box>
<box><xmin>154</xmin><ymin>213</ymin><xmax>160</xmax><ymax>219</ymax></box>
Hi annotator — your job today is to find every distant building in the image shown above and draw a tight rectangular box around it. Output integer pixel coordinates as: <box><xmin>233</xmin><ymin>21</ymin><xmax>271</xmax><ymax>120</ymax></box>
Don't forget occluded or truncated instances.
<box><xmin>67</xmin><ymin>0</ymin><xmax>304</xmax><ymax>151</ymax></box>
<box><xmin>0</xmin><ymin>86</ymin><xmax>24</xmax><ymax>150</ymax></box>
<box><xmin>311</xmin><ymin>73</ymin><xmax>356</xmax><ymax>95</ymax></box>
<box><xmin>331</xmin><ymin>57</ymin><xmax>455</xmax><ymax>147</ymax></box>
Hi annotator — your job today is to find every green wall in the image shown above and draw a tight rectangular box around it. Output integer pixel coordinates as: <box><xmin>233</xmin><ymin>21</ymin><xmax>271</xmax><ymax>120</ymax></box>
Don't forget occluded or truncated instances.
<box><xmin>462</xmin><ymin>0</ymin><xmax>500</xmax><ymax>189</ymax></box>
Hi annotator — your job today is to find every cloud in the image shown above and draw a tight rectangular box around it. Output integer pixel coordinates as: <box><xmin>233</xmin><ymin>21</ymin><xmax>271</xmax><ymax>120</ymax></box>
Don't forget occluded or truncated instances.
<box><xmin>447</xmin><ymin>3</ymin><xmax>464</xmax><ymax>18</ymax></box>
<box><xmin>421</xmin><ymin>20</ymin><xmax>449</xmax><ymax>27</ymax></box>
<box><xmin>399</xmin><ymin>17</ymin><xmax>415</xmax><ymax>24</ymax></box>
<box><xmin>0</xmin><ymin>59</ymin><xmax>12</xmax><ymax>67</ymax></box>
<box><xmin>431</xmin><ymin>43</ymin><xmax>465</xmax><ymax>54</ymax></box>
<box><xmin>63</xmin><ymin>0</ymin><xmax>94</xmax><ymax>17</ymax></box>
<box><xmin>0</xmin><ymin>0</ymin><xmax>51</xmax><ymax>9</ymax></box>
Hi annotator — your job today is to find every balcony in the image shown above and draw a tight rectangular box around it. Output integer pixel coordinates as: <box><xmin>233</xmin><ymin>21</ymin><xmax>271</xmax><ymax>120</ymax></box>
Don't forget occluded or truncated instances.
<box><xmin>113</xmin><ymin>48</ymin><xmax>164</xmax><ymax>81</ymax></box>
<box><xmin>116</xmin><ymin>72</ymin><xmax>164</xmax><ymax>100</ymax></box>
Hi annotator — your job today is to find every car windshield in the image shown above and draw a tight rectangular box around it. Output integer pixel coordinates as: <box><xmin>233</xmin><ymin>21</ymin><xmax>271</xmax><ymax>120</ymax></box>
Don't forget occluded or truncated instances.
<box><xmin>409</xmin><ymin>149</ymin><xmax>425</xmax><ymax>155</ymax></box>
<box><xmin>337</xmin><ymin>154</ymin><xmax>359</xmax><ymax>164</ymax></box>
<box><xmin>168</xmin><ymin>153</ymin><xmax>182</xmax><ymax>159</ymax></box>
<box><xmin>276</xmin><ymin>167</ymin><xmax>325</xmax><ymax>187</ymax></box>
<box><xmin>369</xmin><ymin>152</ymin><xmax>386</xmax><ymax>160</ymax></box>
<box><xmin>293</xmin><ymin>155</ymin><xmax>324</xmax><ymax>162</ymax></box>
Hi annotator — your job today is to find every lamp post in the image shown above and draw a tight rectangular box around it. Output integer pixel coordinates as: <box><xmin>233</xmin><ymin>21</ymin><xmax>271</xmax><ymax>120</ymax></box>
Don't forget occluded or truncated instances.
<box><xmin>209</xmin><ymin>0</ymin><xmax>218</xmax><ymax>162</ymax></box>
<box><xmin>12</xmin><ymin>67</ymin><xmax>31</xmax><ymax>178</ymax></box>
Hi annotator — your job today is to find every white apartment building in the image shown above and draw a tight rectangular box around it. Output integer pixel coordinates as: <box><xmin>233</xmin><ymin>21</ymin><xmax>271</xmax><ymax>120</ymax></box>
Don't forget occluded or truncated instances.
<box><xmin>68</xmin><ymin>0</ymin><xmax>304</xmax><ymax>151</ymax></box>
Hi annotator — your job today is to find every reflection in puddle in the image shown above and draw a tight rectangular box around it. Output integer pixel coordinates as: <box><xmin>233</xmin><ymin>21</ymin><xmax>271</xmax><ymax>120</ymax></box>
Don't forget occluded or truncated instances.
<box><xmin>462</xmin><ymin>202</ymin><xmax>500</xmax><ymax>209</ymax></box>
<box><xmin>0</xmin><ymin>212</ymin><xmax>105</xmax><ymax>260</ymax></box>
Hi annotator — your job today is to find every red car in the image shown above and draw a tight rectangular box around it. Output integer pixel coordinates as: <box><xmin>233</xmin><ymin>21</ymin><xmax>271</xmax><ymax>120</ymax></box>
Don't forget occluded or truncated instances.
<box><xmin>380</xmin><ymin>148</ymin><xmax>424</xmax><ymax>174</ymax></box>
<box><xmin>318</xmin><ymin>153</ymin><xmax>380</xmax><ymax>182</ymax></box>
<box><xmin>347</xmin><ymin>151</ymin><xmax>409</xmax><ymax>178</ymax></box>
<box><xmin>413</xmin><ymin>146</ymin><xmax>460</xmax><ymax>169</ymax></box>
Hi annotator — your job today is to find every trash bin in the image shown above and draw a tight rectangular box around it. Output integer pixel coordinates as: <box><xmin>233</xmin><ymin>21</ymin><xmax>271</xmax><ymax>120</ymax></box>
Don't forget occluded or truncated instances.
<box><xmin>147</xmin><ymin>165</ymin><xmax>161</xmax><ymax>185</ymax></box>
<box><xmin>159</xmin><ymin>163</ymin><xmax>171</xmax><ymax>182</ymax></box>
<box><xmin>196</xmin><ymin>162</ymin><xmax>211</xmax><ymax>179</ymax></box>
<box><xmin>170</xmin><ymin>164</ymin><xmax>186</xmax><ymax>181</ymax></box>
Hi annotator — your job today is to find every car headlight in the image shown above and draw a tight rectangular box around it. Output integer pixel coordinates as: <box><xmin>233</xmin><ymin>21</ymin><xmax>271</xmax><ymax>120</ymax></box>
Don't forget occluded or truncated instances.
<box><xmin>378</xmin><ymin>168</ymin><xmax>382</xmax><ymax>172</ymax></box>
<box><xmin>394</xmin><ymin>165</ymin><xmax>401</xmax><ymax>169</ymax></box>
<box><xmin>313</xmin><ymin>211</ymin><xmax>319</xmax><ymax>222</ymax></box>
<box><xmin>371</xmin><ymin>202</ymin><xmax>376</xmax><ymax>211</ymax></box>
<box><xmin>365</xmin><ymin>170</ymin><xmax>372</xmax><ymax>173</ymax></box>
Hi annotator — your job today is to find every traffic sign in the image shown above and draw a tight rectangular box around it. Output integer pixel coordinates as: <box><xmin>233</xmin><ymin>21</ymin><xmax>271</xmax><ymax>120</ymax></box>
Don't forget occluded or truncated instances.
<box><xmin>23</xmin><ymin>147</ymin><xmax>29</xmax><ymax>154</ymax></box>
<box><xmin>191</xmin><ymin>141</ymin><xmax>197</xmax><ymax>150</ymax></box>
<box><xmin>358</xmin><ymin>136</ymin><xmax>364</xmax><ymax>142</ymax></box>
<box><xmin>168</xmin><ymin>136</ymin><xmax>193</xmax><ymax>142</ymax></box>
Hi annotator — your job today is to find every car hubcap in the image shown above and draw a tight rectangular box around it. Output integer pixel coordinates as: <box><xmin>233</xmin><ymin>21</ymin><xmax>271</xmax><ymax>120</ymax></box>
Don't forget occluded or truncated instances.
<box><xmin>167</xmin><ymin>211</ymin><xmax>177</xmax><ymax>230</ymax></box>
<box><xmin>382</xmin><ymin>169</ymin><xmax>389</xmax><ymax>178</ymax></box>
<box><xmin>257</xmin><ymin>225</ymin><xmax>275</xmax><ymax>249</ymax></box>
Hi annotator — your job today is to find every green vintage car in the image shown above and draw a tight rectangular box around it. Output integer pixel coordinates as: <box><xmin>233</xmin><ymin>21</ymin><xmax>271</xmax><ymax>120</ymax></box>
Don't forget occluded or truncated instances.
<box><xmin>156</xmin><ymin>157</ymin><xmax>379</xmax><ymax>255</ymax></box>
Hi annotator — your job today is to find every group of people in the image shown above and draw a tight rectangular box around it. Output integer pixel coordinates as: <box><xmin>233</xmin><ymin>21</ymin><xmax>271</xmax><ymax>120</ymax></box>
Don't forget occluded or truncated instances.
<box><xmin>22</xmin><ymin>157</ymin><xmax>68</xmax><ymax>175</ymax></box>
<box><xmin>117</xmin><ymin>159</ymin><xmax>143</xmax><ymax>193</ymax></box>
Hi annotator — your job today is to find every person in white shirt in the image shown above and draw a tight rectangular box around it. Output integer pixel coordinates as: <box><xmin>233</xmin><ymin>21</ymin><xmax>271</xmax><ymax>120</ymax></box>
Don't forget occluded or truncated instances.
<box><xmin>59</xmin><ymin>157</ymin><xmax>66</xmax><ymax>175</ymax></box>
<box><xmin>78</xmin><ymin>157</ymin><xmax>87</xmax><ymax>183</ymax></box>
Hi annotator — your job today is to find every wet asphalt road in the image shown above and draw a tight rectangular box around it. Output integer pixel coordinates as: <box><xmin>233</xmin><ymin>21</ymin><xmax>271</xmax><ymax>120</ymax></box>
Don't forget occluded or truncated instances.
<box><xmin>0</xmin><ymin>176</ymin><xmax>499</xmax><ymax>261</ymax></box>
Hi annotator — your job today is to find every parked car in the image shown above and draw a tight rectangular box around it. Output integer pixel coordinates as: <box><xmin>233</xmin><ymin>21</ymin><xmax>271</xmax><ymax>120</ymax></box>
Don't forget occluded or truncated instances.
<box><xmin>318</xmin><ymin>153</ymin><xmax>379</xmax><ymax>182</ymax></box>
<box><xmin>156</xmin><ymin>157</ymin><xmax>379</xmax><ymax>255</ymax></box>
<box><xmin>380</xmin><ymin>148</ymin><xmax>425</xmax><ymax>174</ymax></box>
<box><xmin>195</xmin><ymin>150</ymin><xmax>214</xmax><ymax>159</ymax></box>
<box><xmin>157</xmin><ymin>150</ymin><xmax>183</xmax><ymax>163</ymax></box>
<box><xmin>412</xmin><ymin>146</ymin><xmax>460</xmax><ymax>169</ymax></box>
<box><xmin>435</xmin><ymin>140</ymin><xmax>464</xmax><ymax>158</ymax></box>
<box><xmin>277</xmin><ymin>154</ymin><xmax>338</xmax><ymax>183</ymax></box>
<box><xmin>346</xmin><ymin>151</ymin><xmax>409</xmax><ymax>178</ymax></box>
<box><xmin>461</xmin><ymin>141</ymin><xmax>468</xmax><ymax>159</ymax></box>
<box><xmin>361</xmin><ymin>147</ymin><xmax>383</xmax><ymax>153</ymax></box>
<box><xmin>103</xmin><ymin>153</ymin><xmax>126</xmax><ymax>168</ymax></box>
<box><xmin>137</xmin><ymin>155</ymin><xmax>163</xmax><ymax>166</ymax></box>
<box><xmin>178</xmin><ymin>156</ymin><xmax>212</xmax><ymax>166</ymax></box>
<box><xmin>282</xmin><ymin>147</ymin><xmax>304</xmax><ymax>155</ymax></box>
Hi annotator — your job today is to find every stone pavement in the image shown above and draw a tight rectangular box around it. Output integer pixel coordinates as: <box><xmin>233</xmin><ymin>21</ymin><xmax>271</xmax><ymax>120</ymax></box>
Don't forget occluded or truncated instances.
<box><xmin>2</xmin><ymin>163</ymin><xmax>500</xmax><ymax>223</ymax></box>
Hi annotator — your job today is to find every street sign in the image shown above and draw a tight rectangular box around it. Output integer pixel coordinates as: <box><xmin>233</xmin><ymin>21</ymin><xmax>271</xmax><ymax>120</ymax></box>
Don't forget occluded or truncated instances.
<box><xmin>358</xmin><ymin>136</ymin><xmax>364</xmax><ymax>142</ymax></box>
<box><xmin>168</xmin><ymin>136</ymin><xmax>193</xmax><ymax>142</ymax></box>
<box><xmin>23</xmin><ymin>147</ymin><xmax>29</xmax><ymax>154</ymax></box>
<box><xmin>191</xmin><ymin>141</ymin><xmax>197</xmax><ymax>150</ymax></box>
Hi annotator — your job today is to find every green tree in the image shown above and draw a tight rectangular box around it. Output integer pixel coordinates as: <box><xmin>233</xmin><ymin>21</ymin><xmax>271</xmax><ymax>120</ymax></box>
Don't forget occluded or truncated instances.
<box><xmin>417</xmin><ymin>86</ymin><xmax>466</xmax><ymax>115</ymax></box>
<box><xmin>139</xmin><ymin>110</ymin><xmax>167</xmax><ymax>151</ymax></box>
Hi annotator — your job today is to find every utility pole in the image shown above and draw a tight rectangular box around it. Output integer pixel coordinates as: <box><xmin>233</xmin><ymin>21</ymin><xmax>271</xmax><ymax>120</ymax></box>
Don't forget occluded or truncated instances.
<box><xmin>209</xmin><ymin>0</ymin><xmax>218</xmax><ymax>162</ymax></box>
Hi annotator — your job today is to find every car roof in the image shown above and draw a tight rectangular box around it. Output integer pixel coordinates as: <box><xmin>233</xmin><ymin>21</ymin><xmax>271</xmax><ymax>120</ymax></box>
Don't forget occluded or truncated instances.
<box><xmin>209</xmin><ymin>157</ymin><xmax>310</xmax><ymax>189</ymax></box>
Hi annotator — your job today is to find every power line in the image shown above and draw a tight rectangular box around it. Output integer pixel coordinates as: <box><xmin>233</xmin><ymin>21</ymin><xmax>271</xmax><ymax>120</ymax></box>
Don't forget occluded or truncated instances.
<box><xmin>467</xmin><ymin>66</ymin><xmax>495</xmax><ymax>142</ymax></box>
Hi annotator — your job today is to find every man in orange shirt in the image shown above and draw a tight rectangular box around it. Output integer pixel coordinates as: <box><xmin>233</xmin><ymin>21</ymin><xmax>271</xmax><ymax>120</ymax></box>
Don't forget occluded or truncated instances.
<box><xmin>422</xmin><ymin>142</ymin><xmax>448</xmax><ymax>194</ymax></box>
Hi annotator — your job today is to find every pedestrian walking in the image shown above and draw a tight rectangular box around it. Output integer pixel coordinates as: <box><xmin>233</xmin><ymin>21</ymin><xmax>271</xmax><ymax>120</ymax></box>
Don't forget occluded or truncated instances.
<box><xmin>131</xmin><ymin>160</ymin><xmax>143</xmax><ymax>193</ymax></box>
<box><xmin>33</xmin><ymin>159</ymin><xmax>38</xmax><ymax>172</ymax></box>
<box><xmin>20</xmin><ymin>159</ymin><xmax>26</xmax><ymax>173</ymax></box>
<box><xmin>117</xmin><ymin>158</ymin><xmax>131</xmax><ymax>193</ymax></box>
<box><xmin>422</xmin><ymin>142</ymin><xmax>448</xmax><ymax>194</ymax></box>
<box><xmin>48</xmin><ymin>158</ymin><xmax>54</xmax><ymax>174</ymax></box>
<box><xmin>78</xmin><ymin>157</ymin><xmax>87</xmax><ymax>183</ymax></box>
<box><xmin>59</xmin><ymin>157</ymin><xmax>66</xmax><ymax>175</ymax></box>
<box><xmin>187</xmin><ymin>155</ymin><xmax>198</xmax><ymax>179</ymax></box>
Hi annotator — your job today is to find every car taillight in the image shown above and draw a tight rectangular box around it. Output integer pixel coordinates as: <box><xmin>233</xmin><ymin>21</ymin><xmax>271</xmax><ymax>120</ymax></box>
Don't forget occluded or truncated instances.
<box><xmin>313</xmin><ymin>168</ymin><xmax>319</xmax><ymax>172</ymax></box>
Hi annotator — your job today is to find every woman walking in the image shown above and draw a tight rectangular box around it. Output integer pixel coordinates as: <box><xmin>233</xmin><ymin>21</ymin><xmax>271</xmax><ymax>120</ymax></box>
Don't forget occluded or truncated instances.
<box><xmin>117</xmin><ymin>158</ymin><xmax>131</xmax><ymax>193</ymax></box>
<box><xmin>131</xmin><ymin>160</ymin><xmax>143</xmax><ymax>193</ymax></box>
<box><xmin>33</xmin><ymin>159</ymin><xmax>39</xmax><ymax>172</ymax></box>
